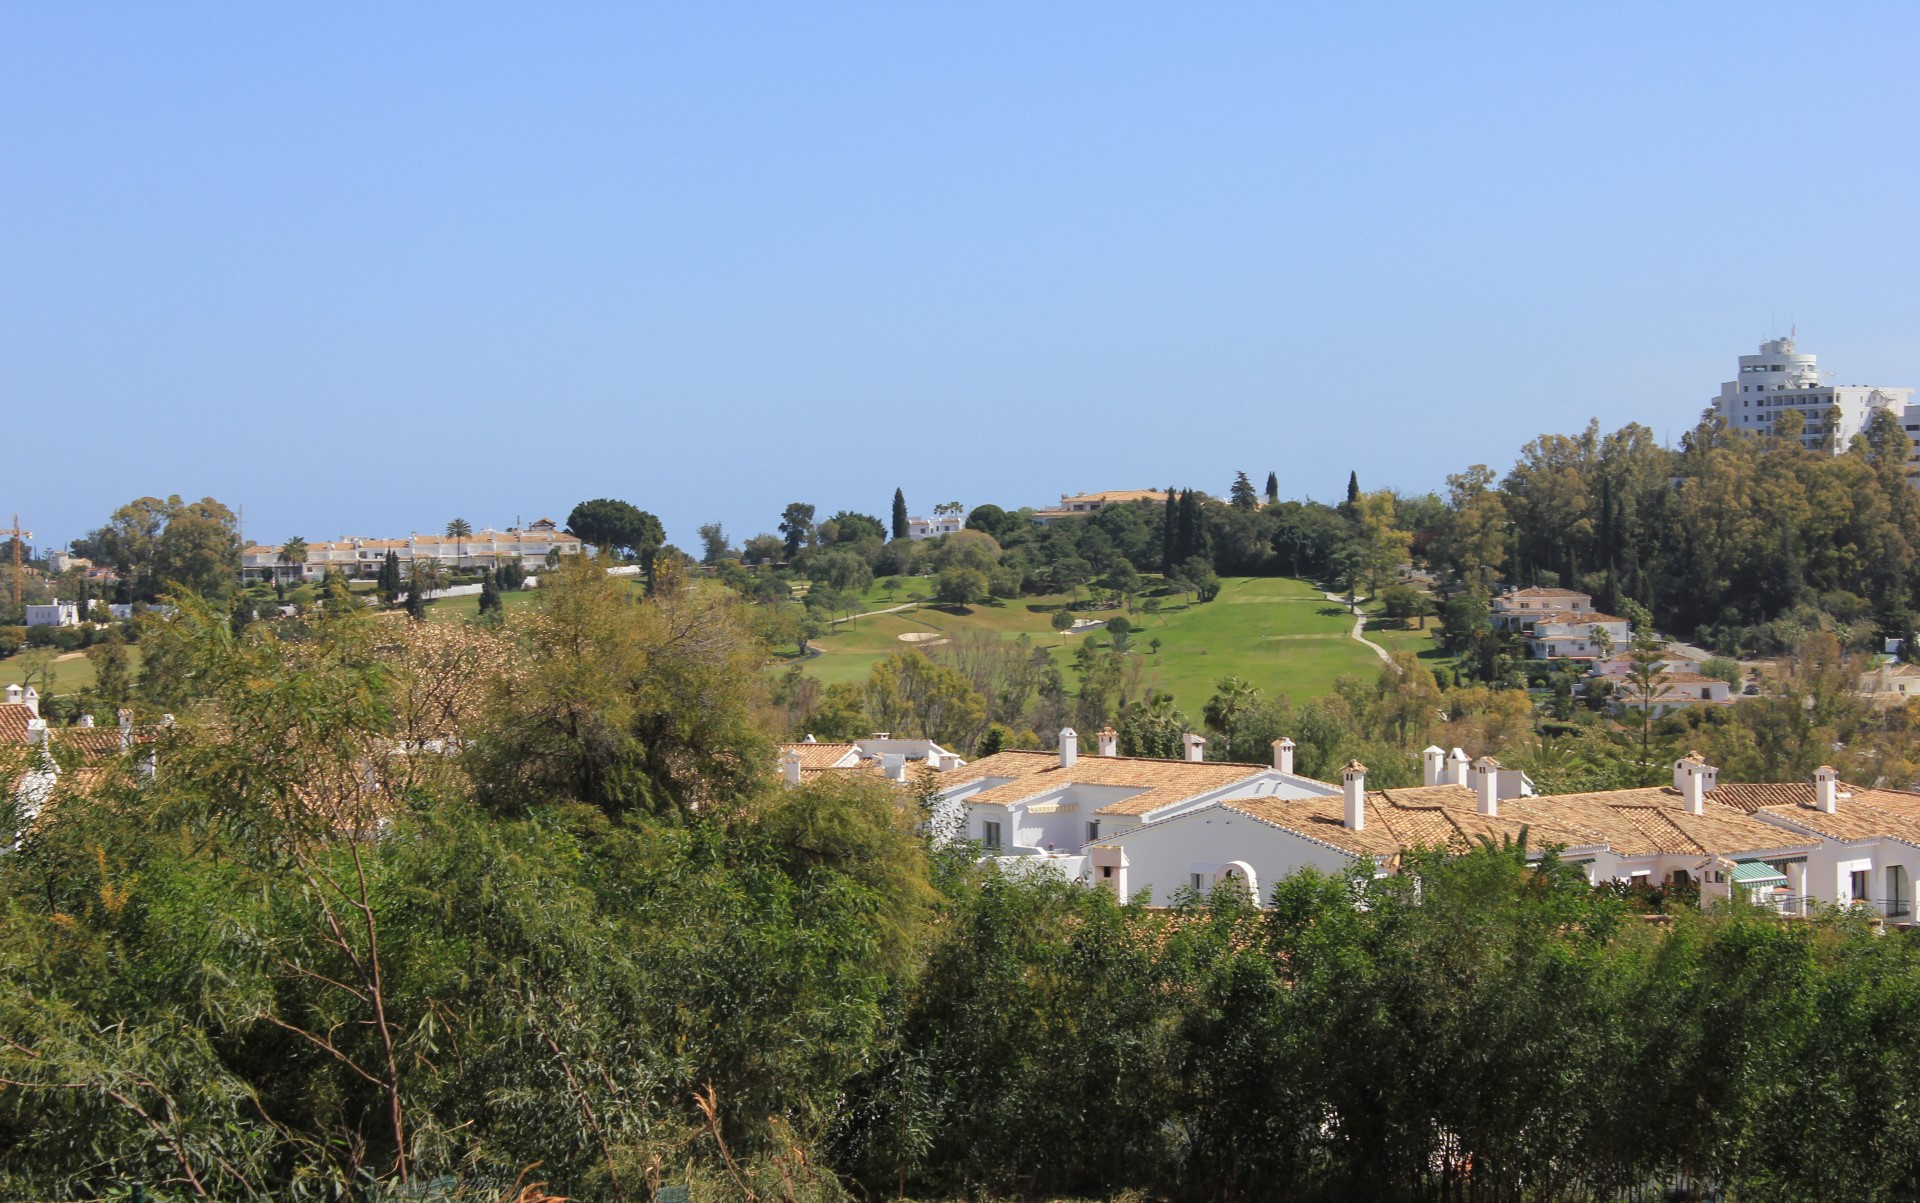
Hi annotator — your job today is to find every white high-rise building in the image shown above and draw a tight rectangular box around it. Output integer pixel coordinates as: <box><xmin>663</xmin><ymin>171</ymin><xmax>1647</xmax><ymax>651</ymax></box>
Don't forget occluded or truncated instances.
<box><xmin>1712</xmin><ymin>337</ymin><xmax>1916</xmax><ymax>472</ymax></box>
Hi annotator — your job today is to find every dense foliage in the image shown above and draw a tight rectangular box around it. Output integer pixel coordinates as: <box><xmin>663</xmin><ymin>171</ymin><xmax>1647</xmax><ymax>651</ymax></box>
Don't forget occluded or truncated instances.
<box><xmin>9</xmin><ymin>569</ymin><xmax>1920</xmax><ymax>1201</ymax></box>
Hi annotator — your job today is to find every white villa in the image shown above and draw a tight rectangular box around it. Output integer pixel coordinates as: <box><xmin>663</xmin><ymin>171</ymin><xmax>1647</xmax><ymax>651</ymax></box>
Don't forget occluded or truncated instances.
<box><xmin>242</xmin><ymin>518</ymin><xmax>581</xmax><ymax>583</ymax></box>
<box><xmin>25</xmin><ymin>600</ymin><xmax>136</xmax><ymax>627</ymax></box>
<box><xmin>1491</xmin><ymin>586</ymin><xmax>1597</xmax><ymax>632</ymax></box>
<box><xmin>1711</xmin><ymin>335</ymin><xmax>1919</xmax><ymax>477</ymax></box>
<box><xmin>778</xmin><ymin>733</ymin><xmax>966</xmax><ymax>786</ymax></box>
<box><xmin>906</xmin><ymin>515</ymin><xmax>964</xmax><ymax>541</ymax></box>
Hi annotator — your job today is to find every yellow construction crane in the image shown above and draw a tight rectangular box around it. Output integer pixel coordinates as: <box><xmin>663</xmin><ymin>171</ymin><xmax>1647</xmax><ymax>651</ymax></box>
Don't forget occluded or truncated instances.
<box><xmin>1</xmin><ymin>514</ymin><xmax>29</xmax><ymax>612</ymax></box>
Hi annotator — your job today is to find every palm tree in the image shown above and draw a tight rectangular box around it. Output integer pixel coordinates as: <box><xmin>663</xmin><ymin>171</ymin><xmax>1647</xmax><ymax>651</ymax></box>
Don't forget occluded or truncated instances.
<box><xmin>410</xmin><ymin>556</ymin><xmax>449</xmax><ymax>601</ymax></box>
<box><xmin>278</xmin><ymin>536</ymin><xmax>308</xmax><ymax>587</ymax></box>
<box><xmin>446</xmin><ymin>518</ymin><xmax>472</xmax><ymax>576</ymax></box>
<box><xmin>1202</xmin><ymin>675</ymin><xmax>1260</xmax><ymax>757</ymax></box>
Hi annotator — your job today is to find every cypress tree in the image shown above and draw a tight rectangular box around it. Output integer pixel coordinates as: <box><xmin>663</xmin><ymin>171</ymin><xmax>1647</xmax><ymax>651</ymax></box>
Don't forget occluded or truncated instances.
<box><xmin>891</xmin><ymin>488</ymin><xmax>909</xmax><ymax>541</ymax></box>
<box><xmin>405</xmin><ymin>580</ymin><xmax>427</xmax><ymax>621</ymax></box>
<box><xmin>1161</xmin><ymin>488</ymin><xmax>1178</xmax><ymax>572</ymax></box>
<box><xmin>1265</xmin><ymin>471</ymin><xmax>1279</xmax><ymax>505</ymax></box>
<box><xmin>378</xmin><ymin>550</ymin><xmax>401</xmax><ymax>604</ymax></box>
<box><xmin>1345</xmin><ymin>470</ymin><xmax>1360</xmax><ymax>510</ymax></box>
<box><xmin>478</xmin><ymin>569</ymin><xmax>503</xmax><ymax>617</ymax></box>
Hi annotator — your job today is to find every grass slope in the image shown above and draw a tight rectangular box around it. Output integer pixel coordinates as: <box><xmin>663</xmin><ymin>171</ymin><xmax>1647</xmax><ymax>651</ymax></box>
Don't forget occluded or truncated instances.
<box><xmin>0</xmin><ymin>646</ymin><xmax>145</xmax><ymax>696</ymax></box>
<box><xmin>795</xmin><ymin>576</ymin><xmax>1417</xmax><ymax>714</ymax></box>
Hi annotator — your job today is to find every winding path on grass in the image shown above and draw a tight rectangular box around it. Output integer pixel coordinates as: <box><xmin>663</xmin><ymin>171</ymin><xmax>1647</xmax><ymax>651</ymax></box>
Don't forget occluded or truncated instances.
<box><xmin>1323</xmin><ymin>591</ymin><xmax>1393</xmax><ymax>664</ymax></box>
<box><xmin>828</xmin><ymin>601</ymin><xmax>921</xmax><ymax>625</ymax></box>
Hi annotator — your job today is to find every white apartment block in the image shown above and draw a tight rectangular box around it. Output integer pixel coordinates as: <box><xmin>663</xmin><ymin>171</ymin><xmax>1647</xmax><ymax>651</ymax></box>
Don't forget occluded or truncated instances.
<box><xmin>1711</xmin><ymin>336</ymin><xmax>1917</xmax><ymax>474</ymax></box>
<box><xmin>242</xmin><ymin>518</ymin><xmax>582</xmax><ymax>583</ymax></box>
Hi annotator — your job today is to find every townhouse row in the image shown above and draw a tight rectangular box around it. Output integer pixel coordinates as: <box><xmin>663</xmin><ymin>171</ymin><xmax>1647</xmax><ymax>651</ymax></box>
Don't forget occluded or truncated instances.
<box><xmin>920</xmin><ymin>726</ymin><xmax>1920</xmax><ymax>918</ymax></box>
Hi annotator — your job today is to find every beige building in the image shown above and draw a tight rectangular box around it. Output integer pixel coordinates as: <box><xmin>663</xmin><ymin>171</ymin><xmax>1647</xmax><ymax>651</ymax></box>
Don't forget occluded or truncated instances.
<box><xmin>1032</xmin><ymin>489</ymin><xmax>1169</xmax><ymax>524</ymax></box>
<box><xmin>242</xmin><ymin>518</ymin><xmax>581</xmax><ymax>583</ymax></box>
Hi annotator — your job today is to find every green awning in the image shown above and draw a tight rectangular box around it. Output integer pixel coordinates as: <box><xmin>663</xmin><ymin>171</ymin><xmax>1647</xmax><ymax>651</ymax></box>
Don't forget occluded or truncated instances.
<box><xmin>1732</xmin><ymin>861</ymin><xmax>1788</xmax><ymax>886</ymax></box>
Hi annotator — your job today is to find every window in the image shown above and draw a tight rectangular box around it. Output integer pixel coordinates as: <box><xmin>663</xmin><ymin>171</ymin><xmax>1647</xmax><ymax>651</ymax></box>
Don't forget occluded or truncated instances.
<box><xmin>1086</xmin><ymin>820</ymin><xmax>1100</xmax><ymax>843</ymax></box>
<box><xmin>1190</xmin><ymin>873</ymin><xmax>1207</xmax><ymax>894</ymax></box>
<box><xmin>1851</xmin><ymin>868</ymin><xmax>1870</xmax><ymax>904</ymax></box>
<box><xmin>1889</xmin><ymin>866</ymin><xmax>1910</xmax><ymax>917</ymax></box>
<box><xmin>1101</xmin><ymin>865</ymin><xmax>1113</xmax><ymax>879</ymax></box>
<box><xmin>982</xmin><ymin>821</ymin><xmax>1001</xmax><ymax>851</ymax></box>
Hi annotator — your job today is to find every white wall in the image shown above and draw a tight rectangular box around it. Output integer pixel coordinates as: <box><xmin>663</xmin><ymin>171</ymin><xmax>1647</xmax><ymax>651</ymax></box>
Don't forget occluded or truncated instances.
<box><xmin>1101</xmin><ymin>806</ymin><xmax>1355</xmax><ymax>905</ymax></box>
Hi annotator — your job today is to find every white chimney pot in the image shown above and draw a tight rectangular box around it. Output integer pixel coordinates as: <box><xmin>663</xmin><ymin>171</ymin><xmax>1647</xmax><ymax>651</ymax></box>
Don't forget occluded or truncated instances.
<box><xmin>1274</xmin><ymin>737</ymin><xmax>1295</xmax><ymax>775</ymax></box>
<box><xmin>1059</xmin><ymin>727</ymin><xmax>1079</xmax><ymax>769</ymax></box>
<box><xmin>1342</xmin><ymin>760</ymin><xmax>1367</xmax><ymax>831</ymax></box>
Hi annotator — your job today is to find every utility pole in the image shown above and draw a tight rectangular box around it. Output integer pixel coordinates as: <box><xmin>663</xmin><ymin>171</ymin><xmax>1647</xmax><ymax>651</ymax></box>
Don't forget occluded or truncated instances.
<box><xmin>0</xmin><ymin>514</ymin><xmax>30</xmax><ymax>611</ymax></box>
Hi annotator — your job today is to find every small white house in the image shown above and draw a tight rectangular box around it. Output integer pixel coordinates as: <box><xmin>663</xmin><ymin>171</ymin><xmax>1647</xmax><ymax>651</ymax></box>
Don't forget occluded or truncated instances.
<box><xmin>1718</xmin><ymin>771</ymin><xmax>1920</xmax><ymax>919</ymax></box>
<box><xmin>23</xmin><ymin>600</ymin><xmax>135</xmax><ymax>627</ymax></box>
<box><xmin>928</xmin><ymin>729</ymin><xmax>1340</xmax><ymax>880</ymax></box>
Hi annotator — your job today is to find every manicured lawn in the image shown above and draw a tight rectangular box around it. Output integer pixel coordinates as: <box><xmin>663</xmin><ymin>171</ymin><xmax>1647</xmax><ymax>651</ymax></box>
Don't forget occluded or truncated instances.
<box><xmin>422</xmin><ymin>588</ymin><xmax>547</xmax><ymax>622</ymax></box>
<box><xmin>0</xmin><ymin>646</ymin><xmax>144</xmax><ymax>697</ymax></box>
<box><xmin>794</xmin><ymin>576</ymin><xmax>1409</xmax><ymax>714</ymax></box>
<box><xmin>1131</xmin><ymin>578</ymin><xmax>1384</xmax><ymax>712</ymax></box>
<box><xmin>796</xmin><ymin>590</ymin><xmax>1105</xmax><ymax>688</ymax></box>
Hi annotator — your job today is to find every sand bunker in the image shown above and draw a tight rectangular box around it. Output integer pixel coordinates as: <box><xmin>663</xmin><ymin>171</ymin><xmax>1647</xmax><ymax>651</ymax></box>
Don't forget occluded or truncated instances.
<box><xmin>897</xmin><ymin>631</ymin><xmax>944</xmax><ymax>642</ymax></box>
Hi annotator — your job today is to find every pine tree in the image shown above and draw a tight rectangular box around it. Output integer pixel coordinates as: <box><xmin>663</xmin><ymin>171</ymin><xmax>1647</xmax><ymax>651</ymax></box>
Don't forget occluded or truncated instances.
<box><xmin>1229</xmin><ymin>472</ymin><xmax>1258</xmax><ymax>511</ymax></box>
<box><xmin>891</xmin><ymin>488</ymin><xmax>909</xmax><ymax>541</ymax></box>
<box><xmin>405</xmin><ymin>579</ymin><xmax>427</xmax><ymax>622</ymax></box>
<box><xmin>1265</xmin><ymin>471</ymin><xmax>1279</xmax><ymax>505</ymax></box>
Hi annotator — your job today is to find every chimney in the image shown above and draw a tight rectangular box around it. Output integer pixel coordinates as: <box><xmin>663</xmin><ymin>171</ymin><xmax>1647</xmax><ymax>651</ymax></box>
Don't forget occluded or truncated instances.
<box><xmin>3</xmin><ymin>684</ymin><xmax>19</xmax><ymax>707</ymax></box>
<box><xmin>1342</xmin><ymin>760</ymin><xmax>1367</xmax><ymax>831</ymax></box>
<box><xmin>1675</xmin><ymin>751</ymin><xmax>1710</xmax><ymax>816</ymax></box>
<box><xmin>1814</xmin><ymin>765</ymin><xmax>1839</xmax><ymax>813</ymax></box>
<box><xmin>1447</xmin><ymin>747</ymin><xmax>1469</xmax><ymax>786</ymax></box>
<box><xmin>882</xmin><ymin>753</ymin><xmax>906</xmax><ymax>783</ymax></box>
<box><xmin>79</xmin><ymin>714</ymin><xmax>94</xmax><ymax>728</ymax></box>
<box><xmin>26</xmin><ymin>718</ymin><xmax>48</xmax><ymax>747</ymax></box>
<box><xmin>782</xmin><ymin>750</ymin><xmax>803</xmax><ymax>786</ymax></box>
<box><xmin>1422</xmin><ymin>745</ymin><xmax>1446</xmax><ymax>787</ymax></box>
<box><xmin>1182</xmin><ymin>732</ymin><xmax>1206</xmax><ymax>763</ymax></box>
<box><xmin>118</xmin><ymin>708</ymin><xmax>134</xmax><ymax>750</ymax></box>
<box><xmin>1273</xmin><ymin>737</ymin><xmax>1295</xmax><ymax>775</ymax></box>
<box><xmin>1472</xmin><ymin>756</ymin><xmax>1501</xmax><ymax>816</ymax></box>
<box><xmin>21</xmin><ymin>686</ymin><xmax>37</xmax><ymax>718</ymax></box>
<box><xmin>1059</xmin><ymin>727</ymin><xmax>1079</xmax><ymax>769</ymax></box>
<box><xmin>1097</xmin><ymin>726</ymin><xmax>1118</xmax><ymax>757</ymax></box>
<box><xmin>869</xmin><ymin>731</ymin><xmax>890</xmax><ymax>740</ymax></box>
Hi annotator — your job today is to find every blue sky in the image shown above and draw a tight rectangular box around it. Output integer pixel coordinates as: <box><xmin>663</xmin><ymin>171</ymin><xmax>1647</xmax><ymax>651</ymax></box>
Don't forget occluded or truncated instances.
<box><xmin>6</xmin><ymin>3</ymin><xmax>1918</xmax><ymax>551</ymax></box>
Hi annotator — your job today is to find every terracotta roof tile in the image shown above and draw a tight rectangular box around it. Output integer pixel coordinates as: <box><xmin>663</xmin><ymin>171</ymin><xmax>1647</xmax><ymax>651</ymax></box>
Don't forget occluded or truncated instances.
<box><xmin>940</xmin><ymin>750</ymin><xmax>1284</xmax><ymax>817</ymax></box>
<box><xmin>779</xmin><ymin>742</ymin><xmax>860</xmax><ymax>771</ymax></box>
<box><xmin>1498</xmin><ymin>788</ymin><xmax>1814</xmax><ymax>857</ymax></box>
<box><xmin>1218</xmin><ymin>785</ymin><xmax>1599</xmax><ymax>862</ymax></box>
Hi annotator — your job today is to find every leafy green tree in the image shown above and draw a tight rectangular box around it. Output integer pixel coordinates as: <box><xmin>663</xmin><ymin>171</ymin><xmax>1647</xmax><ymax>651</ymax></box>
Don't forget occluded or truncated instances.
<box><xmin>779</xmin><ymin>503</ymin><xmax>817</xmax><ymax>559</ymax></box>
<box><xmin>477</xmin><ymin>569</ymin><xmax>503</xmax><ymax>618</ymax></box>
<box><xmin>891</xmin><ymin>488</ymin><xmax>910</xmax><ymax>540</ymax></box>
<box><xmin>1050</xmin><ymin>609</ymin><xmax>1076</xmax><ymax>636</ymax></box>
<box><xmin>564</xmin><ymin>498</ymin><xmax>665</xmax><ymax>561</ymax></box>
<box><xmin>935</xmin><ymin>565</ymin><xmax>989</xmax><ymax>607</ymax></box>
<box><xmin>698</xmin><ymin>521</ymin><xmax>733</xmax><ymax>565</ymax></box>
<box><xmin>964</xmin><ymin>503</ymin><xmax>1012</xmax><ymax>541</ymax></box>
<box><xmin>1229</xmin><ymin>471</ymin><xmax>1259</xmax><ymax>510</ymax></box>
<box><xmin>1118</xmin><ymin>690</ymin><xmax>1187</xmax><ymax>757</ymax></box>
